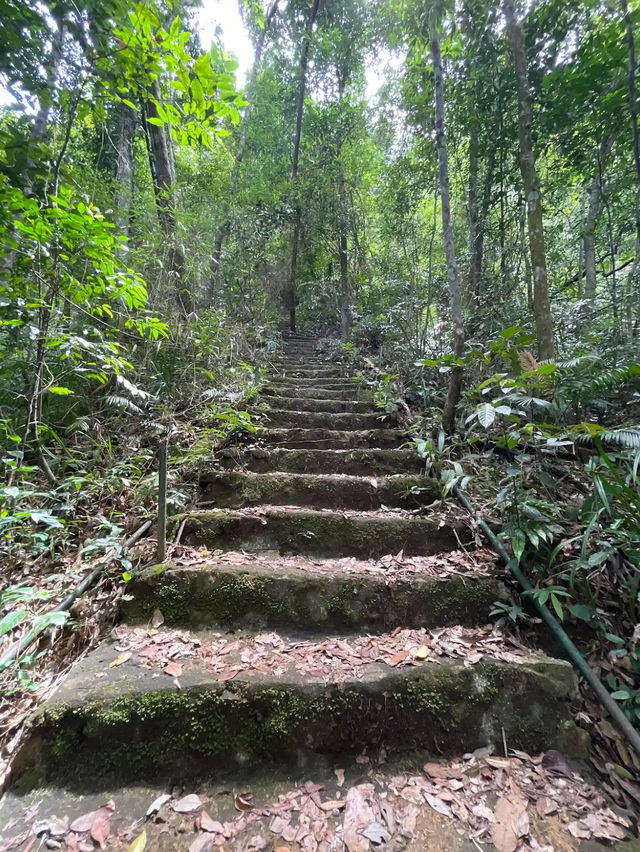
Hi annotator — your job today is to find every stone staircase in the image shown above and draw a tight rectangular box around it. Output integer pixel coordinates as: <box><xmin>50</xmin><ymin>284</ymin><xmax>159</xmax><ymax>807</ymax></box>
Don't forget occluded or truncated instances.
<box><xmin>11</xmin><ymin>335</ymin><xmax>585</xmax><ymax>793</ymax></box>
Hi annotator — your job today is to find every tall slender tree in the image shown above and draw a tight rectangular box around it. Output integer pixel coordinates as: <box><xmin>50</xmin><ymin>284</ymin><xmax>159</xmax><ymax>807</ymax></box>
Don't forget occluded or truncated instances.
<box><xmin>504</xmin><ymin>0</ymin><xmax>555</xmax><ymax>359</ymax></box>
<box><xmin>285</xmin><ymin>0</ymin><xmax>321</xmax><ymax>332</ymax></box>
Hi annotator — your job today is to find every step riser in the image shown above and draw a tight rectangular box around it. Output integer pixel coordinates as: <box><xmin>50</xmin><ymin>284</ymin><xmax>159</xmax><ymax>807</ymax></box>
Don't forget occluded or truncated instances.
<box><xmin>271</xmin><ymin>369</ymin><xmax>346</xmax><ymax>378</ymax></box>
<box><xmin>261</xmin><ymin>410</ymin><xmax>385</xmax><ymax>430</ymax></box>
<box><xmin>258</xmin><ymin>396</ymin><xmax>374</xmax><ymax>413</ymax></box>
<box><xmin>17</xmin><ymin>657</ymin><xmax>579</xmax><ymax>787</ymax></box>
<box><xmin>256</xmin><ymin>429</ymin><xmax>405</xmax><ymax>449</ymax></box>
<box><xmin>217</xmin><ymin>448</ymin><xmax>423</xmax><ymax>475</ymax></box>
<box><xmin>262</xmin><ymin>386</ymin><xmax>368</xmax><ymax>400</ymax></box>
<box><xmin>266</xmin><ymin>381</ymin><xmax>361</xmax><ymax>393</ymax></box>
<box><xmin>176</xmin><ymin>511</ymin><xmax>462</xmax><ymax>558</ymax></box>
<box><xmin>199</xmin><ymin>472</ymin><xmax>439</xmax><ymax>510</ymax></box>
<box><xmin>123</xmin><ymin>565</ymin><xmax>505</xmax><ymax>631</ymax></box>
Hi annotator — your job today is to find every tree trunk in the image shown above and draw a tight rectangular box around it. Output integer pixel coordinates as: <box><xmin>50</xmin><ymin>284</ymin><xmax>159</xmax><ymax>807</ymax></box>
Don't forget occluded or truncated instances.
<box><xmin>209</xmin><ymin>0</ymin><xmax>280</xmax><ymax>295</ymax></box>
<box><xmin>141</xmin><ymin>80</ymin><xmax>192</xmax><ymax>317</ymax></box>
<box><xmin>621</xmin><ymin>0</ymin><xmax>640</xmax><ymax>329</ymax></box>
<box><xmin>339</xmin><ymin>169</ymin><xmax>351</xmax><ymax>340</ymax></box>
<box><xmin>431</xmin><ymin>31</ymin><xmax>465</xmax><ymax>434</ymax></box>
<box><xmin>337</xmin><ymin>70</ymin><xmax>352</xmax><ymax>341</ymax></box>
<box><xmin>503</xmin><ymin>0</ymin><xmax>555</xmax><ymax>360</ymax></box>
<box><xmin>114</xmin><ymin>102</ymin><xmax>136</xmax><ymax>239</ymax></box>
<box><xmin>285</xmin><ymin>0</ymin><xmax>321</xmax><ymax>332</ymax></box>
<box><xmin>467</xmin><ymin>126</ymin><xmax>480</xmax><ymax>307</ymax></box>
<box><xmin>583</xmin><ymin>134</ymin><xmax>615</xmax><ymax>315</ymax></box>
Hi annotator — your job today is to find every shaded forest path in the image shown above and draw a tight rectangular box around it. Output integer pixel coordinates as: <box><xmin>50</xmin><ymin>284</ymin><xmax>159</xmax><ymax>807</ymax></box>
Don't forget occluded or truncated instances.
<box><xmin>3</xmin><ymin>337</ymin><xmax>634</xmax><ymax>851</ymax></box>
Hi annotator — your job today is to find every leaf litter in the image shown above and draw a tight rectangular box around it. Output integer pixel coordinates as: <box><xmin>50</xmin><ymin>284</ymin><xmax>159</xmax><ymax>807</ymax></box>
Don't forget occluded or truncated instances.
<box><xmin>163</xmin><ymin>545</ymin><xmax>500</xmax><ymax>583</ymax></box>
<box><xmin>109</xmin><ymin>624</ymin><xmax>534</xmax><ymax>684</ymax></box>
<box><xmin>3</xmin><ymin>748</ymin><xmax>633</xmax><ymax>851</ymax></box>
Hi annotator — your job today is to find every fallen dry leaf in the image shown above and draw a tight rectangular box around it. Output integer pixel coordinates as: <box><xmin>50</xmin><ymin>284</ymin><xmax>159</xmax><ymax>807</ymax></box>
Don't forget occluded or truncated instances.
<box><xmin>492</xmin><ymin>785</ymin><xmax>528</xmax><ymax>852</ymax></box>
<box><xmin>320</xmin><ymin>799</ymin><xmax>345</xmax><ymax>811</ymax></box>
<box><xmin>541</xmin><ymin>750</ymin><xmax>572</xmax><ymax>778</ymax></box>
<box><xmin>335</xmin><ymin>768</ymin><xmax>345</xmax><ymax>787</ymax></box>
<box><xmin>343</xmin><ymin>784</ymin><xmax>377</xmax><ymax>852</ymax></box>
<box><xmin>200</xmin><ymin>811</ymin><xmax>224</xmax><ymax>834</ymax></box>
<box><xmin>146</xmin><ymin>793</ymin><xmax>171</xmax><ymax>817</ymax></box>
<box><xmin>90</xmin><ymin>812</ymin><xmax>111</xmax><ymax>849</ymax></box>
<box><xmin>173</xmin><ymin>794</ymin><xmax>202</xmax><ymax>814</ymax></box>
<box><xmin>234</xmin><ymin>792</ymin><xmax>254</xmax><ymax>812</ymax></box>
<box><xmin>387</xmin><ymin>650</ymin><xmax>409</xmax><ymax>666</ymax></box>
<box><xmin>109</xmin><ymin>651</ymin><xmax>132</xmax><ymax>668</ymax></box>
<box><xmin>69</xmin><ymin>804</ymin><xmax>114</xmax><ymax>834</ymax></box>
<box><xmin>163</xmin><ymin>661</ymin><xmax>183</xmax><ymax>678</ymax></box>
<box><xmin>424</xmin><ymin>793</ymin><xmax>452</xmax><ymax>818</ymax></box>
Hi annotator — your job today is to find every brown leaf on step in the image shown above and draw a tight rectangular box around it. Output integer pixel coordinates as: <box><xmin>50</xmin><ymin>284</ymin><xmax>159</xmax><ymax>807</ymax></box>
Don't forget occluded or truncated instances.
<box><xmin>485</xmin><ymin>757</ymin><xmax>512</xmax><ymax>769</ymax></box>
<box><xmin>217</xmin><ymin>669</ymin><xmax>238</xmax><ymax>682</ymax></box>
<box><xmin>320</xmin><ymin>799</ymin><xmax>345</xmax><ymax>811</ymax></box>
<box><xmin>173</xmin><ymin>794</ymin><xmax>202</xmax><ymax>814</ymax></box>
<box><xmin>343</xmin><ymin>784</ymin><xmax>376</xmax><ymax>852</ymax></box>
<box><xmin>275</xmin><ymin>847</ymin><xmax>292</xmax><ymax>852</ymax></box>
<box><xmin>90</xmin><ymin>812</ymin><xmax>110</xmax><ymax>850</ymax></box>
<box><xmin>387</xmin><ymin>650</ymin><xmax>409</xmax><ymax>667</ymax></box>
<box><xmin>423</xmin><ymin>762</ymin><xmax>460</xmax><ymax>780</ymax></box>
<box><xmin>200</xmin><ymin>811</ymin><xmax>224</xmax><ymax>834</ymax></box>
<box><xmin>541</xmin><ymin>749</ymin><xmax>572</xmax><ymax>778</ymax></box>
<box><xmin>568</xmin><ymin>820</ymin><xmax>591</xmax><ymax>839</ymax></box>
<box><xmin>492</xmin><ymin>785</ymin><xmax>528</xmax><ymax>852</ymax></box>
<box><xmin>69</xmin><ymin>804</ymin><xmax>114</xmax><ymax>834</ymax></box>
<box><xmin>146</xmin><ymin>793</ymin><xmax>171</xmax><ymax>817</ymax></box>
<box><xmin>424</xmin><ymin>793</ymin><xmax>452</xmax><ymax>818</ymax></box>
<box><xmin>163</xmin><ymin>661</ymin><xmax>183</xmax><ymax>678</ymax></box>
<box><xmin>109</xmin><ymin>651</ymin><xmax>132</xmax><ymax>668</ymax></box>
<box><xmin>535</xmin><ymin>796</ymin><xmax>557</xmax><ymax>818</ymax></box>
<box><xmin>234</xmin><ymin>792</ymin><xmax>254</xmax><ymax>812</ymax></box>
<box><xmin>189</xmin><ymin>836</ymin><xmax>213</xmax><ymax>852</ymax></box>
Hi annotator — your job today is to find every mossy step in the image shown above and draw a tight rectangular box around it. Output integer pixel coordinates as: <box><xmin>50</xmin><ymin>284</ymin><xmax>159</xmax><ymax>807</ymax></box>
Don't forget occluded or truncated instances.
<box><xmin>262</xmin><ymin>384</ymin><xmax>370</xmax><ymax>400</ymax></box>
<box><xmin>14</xmin><ymin>632</ymin><xmax>583</xmax><ymax>787</ymax></box>
<box><xmin>270</xmin><ymin>367</ymin><xmax>347</xmax><ymax>378</ymax></box>
<box><xmin>260</xmin><ymin>409</ymin><xmax>385</xmax><ymax>430</ymax></box>
<box><xmin>258</xmin><ymin>395</ymin><xmax>375</xmax><ymax>413</ymax></box>
<box><xmin>255</xmin><ymin>428</ymin><xmax>406</xmax><ymax>449</ymax></box>
<box><xmin>122</xmin><ymin>560</ymin><xmax>506</xmax><ymax>631</ymax></box>
<box><xmin>217</xmin><ymin>447</ymin><xmax>424</xmax><ymax>475</ymax></box>
<box><xmin>173</xmin><ymin>506</ymin><xmax>464</xmax><ymax>558</ymax></box>
<box><xmin>266</xmin><ymin>379</ymin><xmax>363</xmax><ymax>393</ymax></box>
<box><xmin>199</xmin><ymin>471</ymin><xmax>439</xmax><ymax>510</ymax></box>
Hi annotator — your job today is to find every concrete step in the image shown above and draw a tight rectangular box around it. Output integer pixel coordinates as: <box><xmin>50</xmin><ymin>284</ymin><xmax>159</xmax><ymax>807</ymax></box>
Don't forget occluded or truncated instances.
<box><xmin>254</xmin><ymin>428</ymin><xmax>406</xmax><ymax>449</ymax></box>
<box><xmin>258</xmin><ymin>395</ymin><xmax>375</xmax><ymax>413</ymax></box>
<box><xmin>13</xmin><ymin>625</ymin><xmax>583</xmax><ymax>787</ymax></box>
<box><xmin>199</xmin><ymin>471</ymin><xmax>439</xmax><ymax>510</ymax></box>
<box><xmin>266</xmin><ymin>378</ymin><xmax>364</xmax><ymax>393</ymax></box>
<box><xmin>122</xmin><ymin>554</ymin><xmax>505</xmax><ymax>631</ymax></box>
<box><xmin>173</xmin><ymin>506</ymin><xmax>465</xmax><ymax>558</ymax></box>
<box><xmin>259</xmin><ymin>408</ymin><xmax>386</xmax><ymax>430</ymax></box>
<box><xmin>270</xmin><ymin>366</ymin><xmax>347</xmax><ymax>378</ymax></box>
<box><xmin>261</xmin><ymin>384</ymin><xmax>370</xmax><ymax>400</ymax></box>
<box><xmin>217</xmin><ymin>446</ymin><xmax>424</xmax><ymax>475</ymax></box>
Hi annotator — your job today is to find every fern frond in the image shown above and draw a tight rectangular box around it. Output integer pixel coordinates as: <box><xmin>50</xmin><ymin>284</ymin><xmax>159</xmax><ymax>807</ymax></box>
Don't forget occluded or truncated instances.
<box><xmin>600</xmin><ymin>428</ymin><xmax>640</xmax><ymax>449</ymax></box>
<box><xmin>105</xmin><ymin>395</ymin><xmax>142</xmax><ymax>414</ymax></box>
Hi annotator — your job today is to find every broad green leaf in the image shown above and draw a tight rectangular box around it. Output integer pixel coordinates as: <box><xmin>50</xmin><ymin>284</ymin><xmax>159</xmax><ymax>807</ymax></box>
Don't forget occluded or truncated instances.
<box><xmin>0</xmin><ymin>609</ymin><xmax>28</xmax><ymax>635</ymax></box>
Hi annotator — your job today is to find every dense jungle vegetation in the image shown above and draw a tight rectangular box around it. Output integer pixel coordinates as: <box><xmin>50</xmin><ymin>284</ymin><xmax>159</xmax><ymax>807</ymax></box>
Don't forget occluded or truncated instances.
<box><xmin>1</xmin><ymin>0</ymin><xmax>640</xmax><ymax>795</ymax></box>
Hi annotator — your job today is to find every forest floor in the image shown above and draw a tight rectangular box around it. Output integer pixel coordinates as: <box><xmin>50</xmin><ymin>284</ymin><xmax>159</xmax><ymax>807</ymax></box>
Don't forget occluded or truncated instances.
<box><xmin>0</xmin><ymin>338</ymin><xmax>639</xmax><ymax>852</ymax></box>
